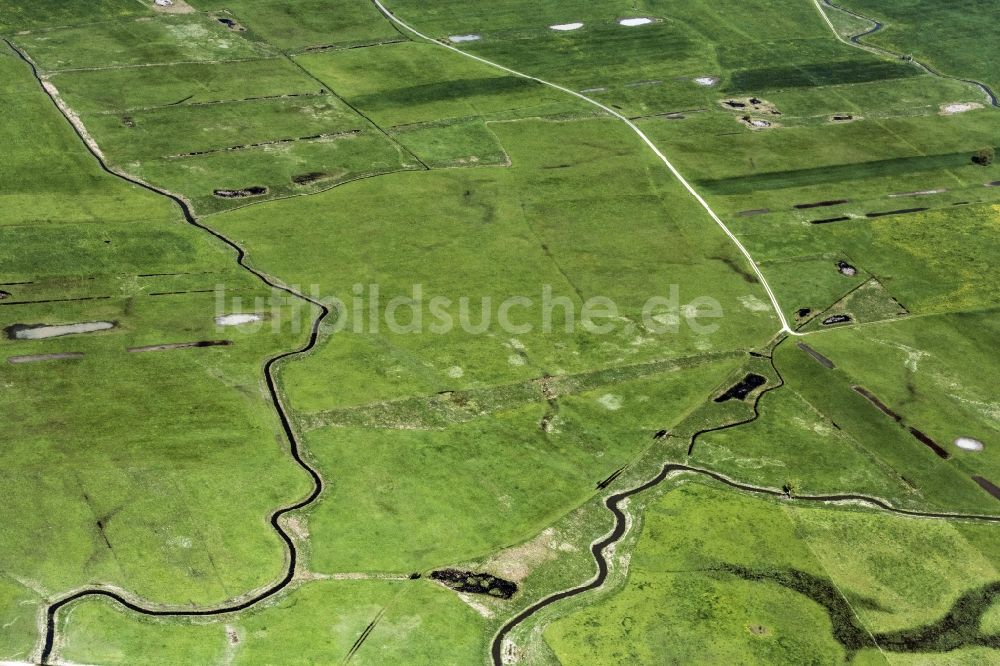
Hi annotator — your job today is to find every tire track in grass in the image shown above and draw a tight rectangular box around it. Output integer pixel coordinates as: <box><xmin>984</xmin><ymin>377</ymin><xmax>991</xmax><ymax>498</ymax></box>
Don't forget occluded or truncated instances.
<box><xmin>488</xmin><ymin>338</ymin><xmax>1000</xmax><ymax>665</ymax></box>
<box><xmin>367</xmin><ymin>0</ymin><xmax>796</xmax><ymax>336</ymax></box>
<box><xmin>3</xmin><ymin>39</ymin><xmax>330</xmax><ymax>665</ymax></box>
<box><xmin>814</xmin><ymin>0</ymin><xmax>999</xmax><ymax>107</ymax></box>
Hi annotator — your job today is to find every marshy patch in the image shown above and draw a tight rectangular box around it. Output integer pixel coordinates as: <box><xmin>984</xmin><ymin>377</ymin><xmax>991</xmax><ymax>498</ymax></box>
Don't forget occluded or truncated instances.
<box><xmin>972</xmin><ymin>476</ymin><xmax>1000</xmax><ymax>501</ymax></box>
<box><xmin>213</xmin><ymin>186</ymin><xmax>267</xmax><ymax>199</ymax></box>
<box><xmin>122</xmin><ymin>115</ymin><xmax>135</xmax><ymax>128</ymax></box>
<box><xmin>797</xmin><ymin>342</ymin><xmax>835</xmax><ymax>369</ymax></box>
<box><xmin>6</xmin><ymin>321</ymin><xmax>115</xmax><ymax>340</ymax></box>
<box><xmin>822</xmin><ymin>314</ymin><xmax>852</xmax><ymax>325</ymax></box>
<box><xmin>721</xmin><ymin>96</ymin><xmax>781</xmax><ymax>115</ymax></box>
<box><xmin>714</xmin><ymin>374</ymin><xmax>767</xmax><ymax>403</ymax></box>
<box><xmin>216</xmin><ymin>16</ymin><xmax>246</xmax><ymax>31</ymax></box>
<box><xmin>8</xmin><ymin>352</ymin><xmax>84</xmax><ymax>364</ymax></box>
<box><xmin>866</xmin><ymin>207</ymin><xmax>928</xmax><ymax>218</ymax></box>
<box><xmin>430</xmin><ymin>569</ymin><xmax>517</xmax><ymax>599</ymax></box>
<box><xmin>795</xmin><ymin>199</ymin><xmax>849</xmax><ymax>209</ymax></box>
<box><xmin>796</xmin><ymin>308</ymin><xmax>812</xmax><ymax>319</ymax></box>
<box><xmin>853</xmin><ymin>386</ymin><xmax>903</xmax><ymax>421</ymax></box>
<box><xmin>291</xmin><ymin>171</ymin><xmax>329</xmax><ymax>185</ymax></box>
<box><xmin>955</xmin><ymin>437</ymin><xmax>984</xmax><ymax>452</ymax></box>
<box><xmin>449</xmin><ymin>34</ymin><xmax>481</xmax><ymax>43</ymax></box>
<box><xmin>128</xmin><ymin>340</ymin><xmax>232</xmax><ymax>353</ymax></box>
<box><xmin>550</xmin><ymin>23</ymin><xmax>584</xmax><ymax>31</ymax></box>
<box><xmin>837</xmin><ymin>260</ymin><xmax>857</xmax><ymax>276</ymax></box>
<box><xmin>747</xmin><ymin>624</ymin><xmax>771</xmax><ymax>636</ymax></box>
<box><xmin>907</xmin><ymin>426</ymin><xmax>950</xmax><ymax>459</ymax></box>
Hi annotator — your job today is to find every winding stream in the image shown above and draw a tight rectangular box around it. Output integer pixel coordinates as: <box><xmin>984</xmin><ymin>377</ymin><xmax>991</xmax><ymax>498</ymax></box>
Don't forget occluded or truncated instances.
<box><xmin>490</xmin><ymin>341</ymin><xmax>1000</xmax><ymax>665</ymax></box>
<box><xmin>3</xmin><ymin>39</ymin><xmax>330</xmax><ymax>665</ymax></box>
<box><xmin>819</xmin><ymin>0</ymin><xmax>999</xmax><ymax>107</ymax></box>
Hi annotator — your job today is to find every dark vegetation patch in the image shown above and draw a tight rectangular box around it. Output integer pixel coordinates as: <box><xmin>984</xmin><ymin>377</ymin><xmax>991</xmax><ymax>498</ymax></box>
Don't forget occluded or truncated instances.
<box><xmin>213</xmin><ymin>187</ymin><xmax>267</xmax><ymax>199</ymax></box>
<box><xmin>873</xmin><ymin>581</ymin><xmax>1000</xmax><ymax>651</ymax></box>
<box><xmin>714</xmin><ymin>255</ymin><xmax>759</xmax><ymax>283</ymax></box>
<box><xmin>866</xmin><ymin>207</ymin><xmax>928</xmax><ymax>218</ymax></box>
<box><xmin>0</xmin><ymin>290</ymin><xmax>10</xmax><ymax>299</ymax></box>
<box><xmin>796</xmin><ymin>307</ymin><xmax>812</xmax><ymax>319</ymax></box>
<box><xmin>127</xmin><ymin>340</ymin><xmax>232</xmax><ymax>353</ymax></box>
<box><xmin>714</xmin><ymin>374</ymin><xmax>767</xmax><ymax>403</ymax></box>
<box><xmin>852</xmin><ymin>386</ymin><xmax>903</xmax><ymax>421</ymax></box>
<box><xmin>719</xmin><ymin>566</ymin><xmax>1000</xmax><ymax>654</ymax></box>
<box><xmin>717</xmin><ymin>565</ymin><xmax>874</xmax><ymax>652</ymax></box>
<box><xmin>795</xmin><ymin>199</ymin><xmax>849</xmax><ymax>209</ymax></box>
<box><xmin>148</xmin><ymin>289</ymin><xmax>218</xmax><ymax>296</ymax></box>
<box><xmin>699</xmin><ymin>149</ymin><xmax>1000</xmax><ymax>195</ymax></box>
<box><xmin>811</xmin><ymin>216</ymin><xmax>851</xmax><ymax>224</ymax></box>
<box><xmin>822</xmin><ymin>314</ymin><xmax>852</xmax><ymax>325</ymax></box>
<box><xmin>216</xmin><ymin>17</ymin><xmax>246</xmax><ymax>31</ymax></box>
<box><xmin>7</xmin><ymin>353</ymin><xmax>84</xmax><ymax>364</ymax></box>
<box><xmin>907</xmin><ymin>426</ymin><xmax>950</xmax><ymax>459</ymax></box>
<box><xmin>837</xmin><ymin>260</ymin><xmax>857</xmax><ymax>276</ymax></box>
<box><xmin>797</xmin><ymin>342</ymin><xmax>835</xmax><ymax>369</ymax></box>
<box><xmin>972</xmin><ymin>476</ymin><xmax>1000</xmax><ymax>501</ymax></box>
<box><xmin>121</xmin><ymin>115</ymin><xmax>134</xmax><ymax>128</ymax></box>
<box><xmin>291</xmin><ymin>171</ymin><xmax>329</xmax><ymax>185</ymax></box>
<box><xmin>431</xmin><ymin>569</ymin><xmax>517</xmax><ymax>599</ymax></box>
<box><xmin>737</xmin><ymin>208</ymin><xmax>770</xmax><ymax>217</ymax></box>
<box><xmin>596</xmin><ymin>465</ymin><xmax>628</xmax><ymax>490</ymax></box>
<box><xmin>727</xmin><ymin>59</ymin><xmax>919</xmax><ymax>93</ymax></box>
<box><xmin>352</xmin><ymin>76</ymin><xmax>536</xmax><ymax>110</ymax></box>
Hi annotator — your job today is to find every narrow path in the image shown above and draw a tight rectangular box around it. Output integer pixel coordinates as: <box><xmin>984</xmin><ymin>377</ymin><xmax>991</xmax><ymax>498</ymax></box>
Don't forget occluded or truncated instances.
<box><xmin>368</xmin><ymin>0</ymin><xmax>795</xmax><ymax>335</ymax></box>
<box><xmin>4</xmin><ymin>39</ymin><xmax>329</xmax><ymax>665</ymax></box>
<box><xmin>813</xmin><ymin>0</ymin><xmax>999</xmax><ymax>107</ymax></box>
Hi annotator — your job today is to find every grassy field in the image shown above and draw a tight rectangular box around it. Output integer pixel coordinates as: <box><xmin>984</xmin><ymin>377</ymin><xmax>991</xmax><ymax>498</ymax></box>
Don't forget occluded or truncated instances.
<box><xmin>544</xmin><ymin>482</ymin><xmax>1000</xmax><ymax>665</ymax></box>
<box><xmin>832</xmin><ymin>0</ymin><xmax>1000</xmax><ymax>94</ymax></box>
<box><xmin>58</xmin><ymin>579</ymin><xmax>486</xmax><ymax>664</ymax></box>
<box><xmin>2</xmin><ymin>0</ymin><xmax>999</xmax><ymax>663</ymax></box>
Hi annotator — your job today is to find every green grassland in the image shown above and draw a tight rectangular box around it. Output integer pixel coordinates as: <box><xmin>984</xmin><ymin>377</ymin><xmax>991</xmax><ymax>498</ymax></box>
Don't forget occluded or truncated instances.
<box><xmin>0</xmin><ymin>0</ymin><xmax>150</xmax><ymax>32</ymax></box>
<box><xmin>15</xmin><ymin>14</ymin><xmax>278</xmax><ymax>70</ymax></box>
<box><xmin>187</xmin><ymin>0</ymin><xmax>407</xmax><ymax>52</ymax></box>
<box><xmin>0</xmin><ymin>33</ymin><xmax>316</xmax><ymax>663</ymax></box>
<box><xmin>800</xmin><ymin>312</ymin><xmax>1000</xmax><ymax>487</ymax></box>
<box><xmin>834</xmin><ymin>0</ymin><xmax>1000</xmax><ymax>94</ymax></box>
<box><xmin>59</xmin><ymin>579</ymin><xmax>486</xmax><ymax>665</ymax></box>
<box><xmin>544</xmin><ymin>482</ymin><xmax>1000</xmax><ymax>665</ymax></box>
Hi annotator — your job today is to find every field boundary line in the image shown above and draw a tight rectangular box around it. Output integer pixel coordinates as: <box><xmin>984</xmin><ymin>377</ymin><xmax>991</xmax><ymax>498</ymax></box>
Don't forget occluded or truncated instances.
<box><xmin>368</xmin><ymin>0</ymin><xmax>795</xmax><ymax>336</ymax></box>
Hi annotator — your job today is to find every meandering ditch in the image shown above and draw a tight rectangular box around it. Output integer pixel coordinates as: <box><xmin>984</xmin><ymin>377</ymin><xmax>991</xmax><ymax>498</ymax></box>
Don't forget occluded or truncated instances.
<box><xmin>818</xmin><ymin>0</ymin><xmax>999</xmax><ymax>107</ymax></box>
<box><xmin>490</xmin><ymin>339</ymin><xmax>1000</xmax><ymax>665</ymax></box>
<box><xmin>3</xmin><ymin>39</ymin><xmax>330</xmax><ymax>665</ymax></box>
